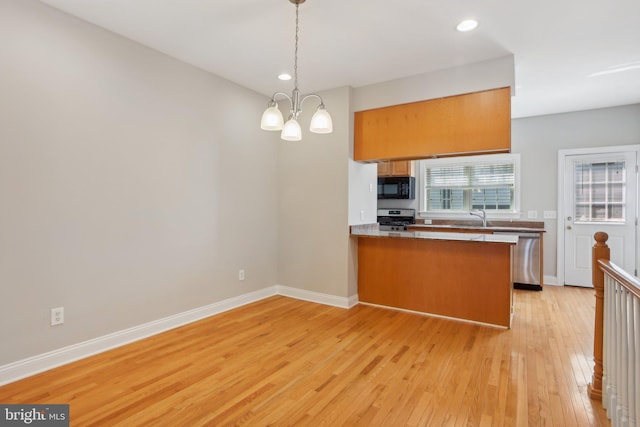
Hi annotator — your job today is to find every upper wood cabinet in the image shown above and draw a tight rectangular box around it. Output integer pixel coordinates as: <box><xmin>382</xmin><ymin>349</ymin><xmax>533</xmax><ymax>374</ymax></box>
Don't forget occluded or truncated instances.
<box><xmin>354</xmin><ymin>87</ymin><xmax>511</xmax><ymax>162</ymax></box>
<box><xmin>378</xmin><ymin>160</ymin><xmax>414</xmax><ymax>176</ymax></box>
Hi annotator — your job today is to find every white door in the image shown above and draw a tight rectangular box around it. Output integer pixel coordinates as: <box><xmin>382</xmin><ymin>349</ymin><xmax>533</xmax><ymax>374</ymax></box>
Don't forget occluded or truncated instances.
<box><xmin>563</xmin><ymin>150</ymin><xmax>638</xmax><ymax>287</ymax></box>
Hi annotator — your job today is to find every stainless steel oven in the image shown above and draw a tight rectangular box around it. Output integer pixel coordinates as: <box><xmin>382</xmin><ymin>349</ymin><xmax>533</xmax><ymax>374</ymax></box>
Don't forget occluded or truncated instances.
<box><xmin>377</xmin><ymin>208</ymin><xmax>415</xmax><ymax>231</ymax></box>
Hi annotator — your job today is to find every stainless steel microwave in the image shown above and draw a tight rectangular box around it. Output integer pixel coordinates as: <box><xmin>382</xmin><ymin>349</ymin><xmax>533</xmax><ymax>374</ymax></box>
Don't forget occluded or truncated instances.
<box><xmin>377</xmin><ymin>177</ymin><xmax>415</xmax><ymax>199</ymax></box>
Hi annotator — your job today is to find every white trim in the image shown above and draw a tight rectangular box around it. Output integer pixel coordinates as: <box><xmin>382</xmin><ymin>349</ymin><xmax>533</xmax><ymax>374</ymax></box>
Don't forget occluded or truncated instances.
<box><xmin>557</xmin><ymin>150</ymin><xmax>565</xmax><ymax>286</ymax></box>
<box><xmin>543</xmin><ymin>275</ymin><xmax>561</xmax><ymax>286</ymax></box>
<box><xmin>557</xmin><ymin>144</ymin><xmax>640</xmax><ymax>287</ymax></box>
<box><xmin>357</xmin><ymin>301</ymin><xmax>509</xmax><ymax>329</ymax></box>
<box><xmin>0</xmin><ymin>286</ymin><xmax>358</xmax><ymax>386</ymax></box>
<box><xmin>417</xmin><ymin>153</ymin><xmax>522</xmax><ymax>220</ymax></box>
<box><xmin>275</xmin><ymin>285</ymin><xmax>358</xmax><ymax>308</ymax></box>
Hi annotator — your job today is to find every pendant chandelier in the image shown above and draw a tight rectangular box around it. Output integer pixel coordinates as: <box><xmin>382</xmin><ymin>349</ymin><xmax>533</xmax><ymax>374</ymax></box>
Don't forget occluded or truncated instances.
<box><xmin>260</xmin><ymin>0</ymin><xmax>333</xmax><ymax>141</ymax></box>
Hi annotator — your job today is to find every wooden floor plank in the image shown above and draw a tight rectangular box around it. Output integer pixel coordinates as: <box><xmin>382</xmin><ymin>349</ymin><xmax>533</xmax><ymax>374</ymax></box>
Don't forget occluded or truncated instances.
<box><xmin>0</xmin><ymin>287</ymin><xmax>610</xmax><ymax>426</ymax></box>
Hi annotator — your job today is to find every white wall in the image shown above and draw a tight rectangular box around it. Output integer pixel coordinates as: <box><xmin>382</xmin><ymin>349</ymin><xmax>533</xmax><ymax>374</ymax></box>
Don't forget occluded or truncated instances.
<box><xmin>348</xmin><ymin>161</ymin><xmax>377</xmax><ymax>225</ymax></box>
<box><xmin>512</xmin><ymin>103</ymin><xmax>640</xmax><ymax>281</ymax></box>
<box><xmin>0</xmin><ymin>0</ymin><xmax>279</xmax><ymax>365</ymax></box>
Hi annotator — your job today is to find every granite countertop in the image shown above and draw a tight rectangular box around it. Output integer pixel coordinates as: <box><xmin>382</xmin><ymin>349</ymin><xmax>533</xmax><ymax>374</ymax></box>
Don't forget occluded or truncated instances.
<box><xmin>352</xmin><ymin>229</ymin><xmax>519</xmax><ymax>244</ymax></box>
<box><xmin>407</xmin><ymin>219</ymin><xmax>545</xmax><ymax>233</ymax></box>
<box><xmin>407</xmin><ymin>224</ymin><xmax>545</xmax><ymax>233</ymax></box>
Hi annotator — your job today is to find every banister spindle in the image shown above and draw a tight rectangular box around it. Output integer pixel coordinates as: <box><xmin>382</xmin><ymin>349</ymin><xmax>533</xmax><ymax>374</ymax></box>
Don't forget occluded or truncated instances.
<box><xmin>589</xmin><ymin>231</ymin><xmax>609</xmax><ymax>400</ymax></box>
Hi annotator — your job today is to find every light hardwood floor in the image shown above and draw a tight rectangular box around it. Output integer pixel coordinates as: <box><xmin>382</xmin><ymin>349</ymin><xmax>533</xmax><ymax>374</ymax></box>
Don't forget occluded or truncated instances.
<box><xmin>0</xmin><ymin>286</ymin><xmax>610</xmax><ymax>426</ymax></box>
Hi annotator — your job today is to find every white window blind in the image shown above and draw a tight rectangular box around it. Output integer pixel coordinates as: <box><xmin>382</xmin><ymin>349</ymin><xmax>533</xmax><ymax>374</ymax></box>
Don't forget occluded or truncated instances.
<box><xmin>423</xmin><ymin>158</ymin><xmax>517</xmax><ymax>212</ymax></box>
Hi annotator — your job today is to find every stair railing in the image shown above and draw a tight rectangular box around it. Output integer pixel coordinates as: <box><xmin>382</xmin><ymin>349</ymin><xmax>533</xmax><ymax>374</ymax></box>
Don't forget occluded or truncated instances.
<box><xmin>589</xmin><ymin>231</ymin><xmax>640</xmax><ymax>427</ymax></box>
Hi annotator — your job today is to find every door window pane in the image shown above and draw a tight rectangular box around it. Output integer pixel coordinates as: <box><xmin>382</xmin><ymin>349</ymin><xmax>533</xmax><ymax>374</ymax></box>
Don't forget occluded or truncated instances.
<box><xmin>608</xmin><ymin>162</ymin><xmax>624</xmax><ymax>182</ymax></box>
<box><xmin>608</xmin><ymin>205</ymin><xmax>623</xmax><ymax>219</ymax></box>
<box><xmin>574</xmin><ymin>160</ymin><xmax>626</xmax><ymax>222</ymax></box>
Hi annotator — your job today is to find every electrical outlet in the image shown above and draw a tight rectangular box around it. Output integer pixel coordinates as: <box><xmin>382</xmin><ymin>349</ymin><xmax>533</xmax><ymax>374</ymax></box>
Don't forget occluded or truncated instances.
<box><xmin>51</xmin><ymin>307</ymin><xmax>64</xmax><ymax>326</ymax></box>
<box><xmin>238</xmin><ymin>269</ymin><xmax>245</xmax><ymax>281</ymax></box>
<box><xmin>527</xmin><ymin>210</ymin><xmax>538</xmax><ymax>219</ymax></box>
<box><xmin>360</xmin><ymin>210</ymin><xmax>365</xmax><ymax>221</ymax></box>
<box><xmin>369</xmin><ymin>183</ymin><xmax>374</xmax><ymax>193</ymax></box>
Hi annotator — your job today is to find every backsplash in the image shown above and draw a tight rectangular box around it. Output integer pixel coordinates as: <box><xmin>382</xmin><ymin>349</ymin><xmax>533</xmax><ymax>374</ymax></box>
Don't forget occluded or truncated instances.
<box><xmin>417</xmin><ymin>218</ymin><xmax>545</xmax><ymax>229</ymax></box>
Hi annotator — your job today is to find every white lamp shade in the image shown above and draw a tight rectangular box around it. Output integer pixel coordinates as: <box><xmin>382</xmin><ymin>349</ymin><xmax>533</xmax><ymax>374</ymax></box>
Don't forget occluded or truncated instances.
<box><xmin>281</xmin><ymin>118</ymin><xmax>302</xmax><ymax>141</ymax></box>
<box><xmin>310</xmin><ymin>107</ymin><xmax>333</xmax><ymax>134</ymax></box>
<box><xmin>260</xmin><ymin>106</ymin><xmax>284</xmax><ymax>130</ymax></box>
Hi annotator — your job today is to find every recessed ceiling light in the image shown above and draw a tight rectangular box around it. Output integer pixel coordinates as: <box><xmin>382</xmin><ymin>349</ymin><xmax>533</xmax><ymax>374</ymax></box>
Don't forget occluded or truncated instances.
<box><xmin>278</xmin><ymin>73</ymin><xmax>292</xmax><ymax>81</ymax></box>
<box><xmin>456</xmin><ymin>19</ymin><xmax>478</xmax><ymax>32</ymax></box>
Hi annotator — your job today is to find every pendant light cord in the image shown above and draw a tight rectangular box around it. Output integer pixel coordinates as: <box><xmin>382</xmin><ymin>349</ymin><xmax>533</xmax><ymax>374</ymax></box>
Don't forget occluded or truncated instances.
<box><xmin>260</xmin><ymin>0</ymin><xmax>333</xmax><ymax>138</ymax></box>
<box><xmin>294</xmin><ymin>2</ymin><xmax>299</xmax><ymax>90</ymax></box>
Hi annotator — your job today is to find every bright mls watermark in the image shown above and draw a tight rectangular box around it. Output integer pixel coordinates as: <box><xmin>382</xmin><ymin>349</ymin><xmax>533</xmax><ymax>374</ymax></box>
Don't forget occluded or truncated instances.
<box><xmin>0</xmin><ymin>405</ymin><xmax>69</xmax><ymax>426</ymax></box>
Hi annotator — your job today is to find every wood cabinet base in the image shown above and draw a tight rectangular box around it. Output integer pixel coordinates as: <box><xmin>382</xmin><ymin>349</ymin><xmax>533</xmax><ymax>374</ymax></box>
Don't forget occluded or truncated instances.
<box><xmin>358</xmin><ymin>237</ymin><xmax>513</xmax><ymax>328</ymax></box>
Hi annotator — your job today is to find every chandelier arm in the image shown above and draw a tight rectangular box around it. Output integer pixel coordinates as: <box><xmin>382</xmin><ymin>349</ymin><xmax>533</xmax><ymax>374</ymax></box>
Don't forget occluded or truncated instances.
<box><xmin>269</xmin><ymin>92</ymin><xmax>293</xmax><ymax>105</ymax></box>
<box><xmin>268</xmin><ymin>91</ymin><xmax>296</xmax><ymax>118</ymax></box>
<box><xmin>299</xmin><ymin>93</ymin><xmax>326</xmax><ymax>109</ymax></box>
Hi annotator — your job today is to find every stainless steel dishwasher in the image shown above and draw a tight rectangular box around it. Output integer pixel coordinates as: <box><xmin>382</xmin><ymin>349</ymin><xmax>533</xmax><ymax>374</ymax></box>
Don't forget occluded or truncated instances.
<box><xmin>494</xmin><ymin>232</ymin><xmax>541</xmax><ymax>291</ymax></box>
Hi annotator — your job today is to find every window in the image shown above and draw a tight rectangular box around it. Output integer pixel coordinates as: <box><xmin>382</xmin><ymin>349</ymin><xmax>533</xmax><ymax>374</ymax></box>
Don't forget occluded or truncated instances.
<box><xmin>419</xmin><ymin>154</ymin><xmax>520</xmax><ymax>216</ymax></box>
<box><xmin>574</xmin><ymin>160</ymin><xmax>626</xmax><ymax>223</ymax></box>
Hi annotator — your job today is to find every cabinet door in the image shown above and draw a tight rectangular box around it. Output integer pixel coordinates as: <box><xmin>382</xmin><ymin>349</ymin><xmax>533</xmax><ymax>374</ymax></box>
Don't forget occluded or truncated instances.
<box><xmin>391</xmin><ymin>160</ymin><xmax>413</xmax><ymax>176</ymax></box>
<box><xmin>354</xmin><ymin>87</ymin><xmax>511</xmax><ymax>162</ymax></box>
<box><xmin>378</xmin><ymin>160</ymin><xmax>414</xmax><ymax>176</ymax></box>
<box><xmin>377</xmin><ymin>161</ymin><xmax>390</xmax><ymax>176</ymax></box>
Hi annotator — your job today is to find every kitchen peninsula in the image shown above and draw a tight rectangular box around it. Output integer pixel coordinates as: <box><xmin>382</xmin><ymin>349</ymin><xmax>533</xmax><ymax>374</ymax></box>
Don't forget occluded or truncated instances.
<box><xmin>351</xmin><ymin>226</ymin><xmax>518</xmax><ymax>328</ymax></box>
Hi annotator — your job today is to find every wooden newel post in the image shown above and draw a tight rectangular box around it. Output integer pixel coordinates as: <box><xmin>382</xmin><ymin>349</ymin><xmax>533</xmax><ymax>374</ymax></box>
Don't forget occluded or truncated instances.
<box><xmin>588</xmin><ymin>231</ymin><xmax>609</xmax><ymax>400</ymax></box>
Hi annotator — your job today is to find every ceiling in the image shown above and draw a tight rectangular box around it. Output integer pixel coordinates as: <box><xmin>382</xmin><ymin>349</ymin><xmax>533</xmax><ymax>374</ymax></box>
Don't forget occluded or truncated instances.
<box><xmin>38</xmin><ymin>0</ymin><xmax>640</xmax><ymax>118</ymax></box>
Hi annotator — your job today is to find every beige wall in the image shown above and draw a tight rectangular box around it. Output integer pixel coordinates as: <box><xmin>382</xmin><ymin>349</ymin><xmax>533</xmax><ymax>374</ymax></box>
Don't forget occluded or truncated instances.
<box><xmin>0</xmin><ymin>2</ymin><xmax>517</xmax><ymax>370</ymax></box>
<box><xmin>2</xmin><ymin>0</ymin><xmax>637</xmax><ymax>371</ymax></box>
<box><xmin>351</xmin><ymin>55</ymin><xmax>515</xmax><ymax>112</ymax></box>
<box><xmin>0</xmin><ymin>0</ymin><xmax>279</xmax><ymax>365</ymax></box>
<box><xmin>276</xmin><ymin>87</ymin><xmax>353</xmax><ymax>298</ymax></box>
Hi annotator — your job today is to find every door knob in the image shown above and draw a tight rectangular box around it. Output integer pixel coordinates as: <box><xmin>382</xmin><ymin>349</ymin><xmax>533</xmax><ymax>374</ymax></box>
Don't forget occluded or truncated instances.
<box><xmin>566</xmin><ymin>225</ymin><xmax>572</xmax><ymax>230</ymax></box>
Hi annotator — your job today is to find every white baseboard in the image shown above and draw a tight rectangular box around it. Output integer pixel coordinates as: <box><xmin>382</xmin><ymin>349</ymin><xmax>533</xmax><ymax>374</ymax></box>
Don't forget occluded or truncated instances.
<box><xmin>0</xmin><ymin>286</ymin><xmax>357</xmax><ymax>386</ymax></box>
<box><xmin>275</xmin><ymin>284</ymin><xmax>357</xmax><ymax>308</ymax></box>
<box><xmin>544</xmin><ymin>275</ymin><xmax>561</xmax><ymax>286</ymax></box>
<box><xmin>0</xmin><ymin>287</ymin><xmax>277</xmax><ymax>386</ymax></box>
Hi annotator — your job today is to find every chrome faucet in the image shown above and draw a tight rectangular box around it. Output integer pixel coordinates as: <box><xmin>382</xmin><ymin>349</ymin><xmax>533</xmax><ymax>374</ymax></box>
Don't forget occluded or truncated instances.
<box><xmin>470</xmin><ymin>209</ymin><xmax>487</xmax><ymax>227</ymax></box>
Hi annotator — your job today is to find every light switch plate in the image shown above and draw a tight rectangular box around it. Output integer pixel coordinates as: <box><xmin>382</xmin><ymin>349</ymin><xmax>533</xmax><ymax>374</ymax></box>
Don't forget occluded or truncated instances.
<box><xmin>527</xmin><ymin>210</ymin><xmax>538</xmax><ymax>219</ymax></box>
<box><xmin>543</xmin><ymin>210</ymin><xmax>557</xmax><ymax>219</ymax></box>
